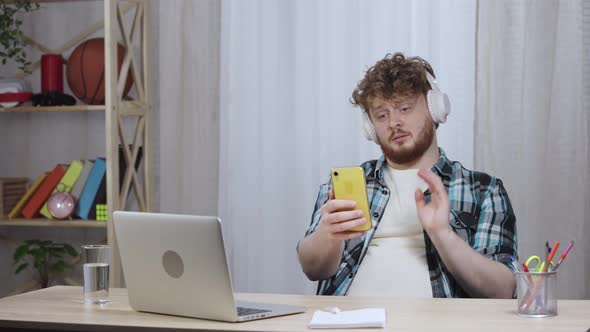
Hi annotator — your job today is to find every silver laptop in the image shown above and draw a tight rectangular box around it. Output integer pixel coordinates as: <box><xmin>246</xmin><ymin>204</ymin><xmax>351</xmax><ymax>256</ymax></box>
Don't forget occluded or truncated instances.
<box><xmin>113</xmin><ymin>211</ymin><xmax>306</xmax><ymax>322</ymax></box>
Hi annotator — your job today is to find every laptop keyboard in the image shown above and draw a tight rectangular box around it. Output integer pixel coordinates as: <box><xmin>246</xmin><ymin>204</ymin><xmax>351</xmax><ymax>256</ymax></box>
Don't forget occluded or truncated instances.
<box><xmin>237</xmin><ymin>307</ymin><xmax>272</xmax><ymax>317</ymax></box>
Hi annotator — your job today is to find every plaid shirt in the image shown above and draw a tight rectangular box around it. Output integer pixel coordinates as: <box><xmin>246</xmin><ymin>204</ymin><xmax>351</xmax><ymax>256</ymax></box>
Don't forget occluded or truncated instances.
<box><xmin>304</xmin><ymin>148</ymin><xmax>517</xmax><ymax>297</ymax></box>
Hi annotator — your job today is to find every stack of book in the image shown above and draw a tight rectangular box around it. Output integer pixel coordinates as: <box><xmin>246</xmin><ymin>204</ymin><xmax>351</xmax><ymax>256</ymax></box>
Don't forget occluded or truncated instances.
<box><xmin>6</xmin><ymin>145</ymin><xmax>142</xmax><ymax>221</ymax></box>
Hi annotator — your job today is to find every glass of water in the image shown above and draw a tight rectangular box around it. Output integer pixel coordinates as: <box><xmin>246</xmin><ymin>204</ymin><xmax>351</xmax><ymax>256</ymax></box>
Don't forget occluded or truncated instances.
<box><xmin>82</xmin><ymin>245</ymin><xmax>110</xmax><ymax>304</ymax></box>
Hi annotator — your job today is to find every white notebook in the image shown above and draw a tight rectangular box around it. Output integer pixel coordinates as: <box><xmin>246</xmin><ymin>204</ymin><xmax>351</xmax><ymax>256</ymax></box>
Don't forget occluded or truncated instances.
<box><xmin>309</xmin><ymin>308</ymin><xmax>386</xmax><ymax>329</ymax></box>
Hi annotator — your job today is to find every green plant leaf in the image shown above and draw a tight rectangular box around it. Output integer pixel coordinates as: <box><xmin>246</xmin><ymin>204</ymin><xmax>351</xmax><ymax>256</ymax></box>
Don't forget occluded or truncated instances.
<box><xmin>13</xmin><ymin>243</ymin><xmax>30</xmax><ymax>262</ymax></box>
<box><xmin>11</xmin><ymin>238</ymin><xmax>80</xmax><ymax>287</ymax></box>
<box><xmin>33</xmin><ymin>260</ymin><xmax>43</xmax><ymax>271</ymax></box>
<box><xmin>0</xmin><ymin>0</ymin><xmax>40</xmax><ymax>74</ymax></box>
<box><xmin>14</xmin><ymin>262</ymin><xmax>28</xmax><ymax>274</ymax></box>
<box><xmin>49</xmin><ymin>246</ymin><xmax>65</xmax><ymax>253</ymax></box>
<box><xmin>29</xmin><ymin>248</ymin><xmax>44</xmax><ymax>260</ymax></box>
<box><xmin>63</xmin><ymin>244</ymin><xmax>79</xmax><ymax>257</ymax></box>
<box><xmin>50</xmin><ymin>261</ymin><xmax>69</xmax><ymax>273</ymax></box>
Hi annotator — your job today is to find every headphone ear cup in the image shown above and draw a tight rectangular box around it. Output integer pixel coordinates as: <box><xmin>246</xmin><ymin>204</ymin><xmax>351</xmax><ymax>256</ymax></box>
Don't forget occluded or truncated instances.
<box><xmin>362</xmin><ymin>112</ymin><xmax>377</xmax><ymax>142</ymax></box>
<box><xmin>425</xmin><ymin>72</ymin><xmax>451</xmax><ymax>124</ymax></box>
<box><xmin>426</xmin><ymin>89</ymin><xmax>451</xmax><ymax>124</ymax></box>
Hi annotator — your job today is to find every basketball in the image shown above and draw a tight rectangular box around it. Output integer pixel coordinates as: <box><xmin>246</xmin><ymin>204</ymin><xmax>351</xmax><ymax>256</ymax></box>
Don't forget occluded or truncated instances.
<box><xmin>66</xmin><ymin>38</ymin><xmax>133</xmax><ymax>105</ymax></box>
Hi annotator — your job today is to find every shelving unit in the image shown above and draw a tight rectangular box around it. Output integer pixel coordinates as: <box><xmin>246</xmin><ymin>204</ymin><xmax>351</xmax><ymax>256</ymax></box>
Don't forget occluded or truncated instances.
<box><xmin>0</xmin><ymin>219</ymin><xmax>106</xmax><ymax>228</ymax></box>
<box><xmin>0</xmin><ymin>105</ymin><xmax>106</xmax><ymax>112</ymax></box>
<box><xmin>0</xmin><ymin>0</ymin><xmax>152</xmax><ymax>288</ymax></box>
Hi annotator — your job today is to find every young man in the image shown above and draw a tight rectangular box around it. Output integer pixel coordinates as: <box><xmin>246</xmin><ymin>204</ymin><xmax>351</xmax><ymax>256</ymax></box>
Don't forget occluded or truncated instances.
<box><xmin>297</xmin><ymin>53</ymin><xmax>517</xmax><ymax>298</ymax></box>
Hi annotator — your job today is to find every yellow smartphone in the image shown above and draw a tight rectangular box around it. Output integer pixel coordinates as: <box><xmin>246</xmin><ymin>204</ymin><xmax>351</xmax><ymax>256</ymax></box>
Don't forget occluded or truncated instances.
<box><xmin>330</xmin><ymin>166</ymin><xmax>372</xmax><ymax>232</ymax></box>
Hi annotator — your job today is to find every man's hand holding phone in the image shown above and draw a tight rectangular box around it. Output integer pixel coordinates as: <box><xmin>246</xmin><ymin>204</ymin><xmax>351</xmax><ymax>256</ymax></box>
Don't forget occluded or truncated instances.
<box><xmin>297</xmin><ymin>166</ymin><xmax>372</xmax><ymax>280</ymax></box>
<box><xmin>317</xmin><ymin>189</ymin><xmax>367</xmax><ymax>241</ymax></box>
<box><xmin>297</xmin><ymin>167</ymin><xmax>372</xmax><ymax>280</ymax></box>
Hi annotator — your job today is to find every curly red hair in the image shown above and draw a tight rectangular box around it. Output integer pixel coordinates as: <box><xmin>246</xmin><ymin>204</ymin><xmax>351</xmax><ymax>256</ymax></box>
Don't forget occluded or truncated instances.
<box><xmin>351</xmin><ymin>53</ymin><xmax>435</xmax><ymax>113</ymax></box>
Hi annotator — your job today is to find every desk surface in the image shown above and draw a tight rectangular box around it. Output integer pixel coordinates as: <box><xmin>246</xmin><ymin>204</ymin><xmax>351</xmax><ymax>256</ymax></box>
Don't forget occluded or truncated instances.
<box><xmin>0</xmin><ymin>286</ymin><xmax>589</xmax><ymax>332</ymax></box>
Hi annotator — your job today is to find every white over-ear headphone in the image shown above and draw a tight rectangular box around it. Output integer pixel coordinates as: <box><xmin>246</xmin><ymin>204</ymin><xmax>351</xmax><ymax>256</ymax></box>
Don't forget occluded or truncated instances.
<box><xmin>362</xmin><ymin>72</ymin><xmax>451</xmax><ymax>142</ymax></box>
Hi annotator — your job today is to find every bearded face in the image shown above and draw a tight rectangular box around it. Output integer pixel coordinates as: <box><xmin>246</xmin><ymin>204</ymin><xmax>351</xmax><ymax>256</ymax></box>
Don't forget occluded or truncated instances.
<box><xmin>369</xmin><ymin>94</ymin><xmax>436</xmax><ymax>165</ymax></box>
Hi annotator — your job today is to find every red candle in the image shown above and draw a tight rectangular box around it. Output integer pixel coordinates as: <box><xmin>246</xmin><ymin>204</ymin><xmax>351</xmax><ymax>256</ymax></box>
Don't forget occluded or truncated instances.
<box><xmin>41</xmin><ymin>54</ymin><xmax>64</xmax><ymax>93</ymax></box>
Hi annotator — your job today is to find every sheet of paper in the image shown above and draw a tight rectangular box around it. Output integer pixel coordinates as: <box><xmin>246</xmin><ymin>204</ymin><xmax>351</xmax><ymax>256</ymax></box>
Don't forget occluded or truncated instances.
<box><xmin>309</xmin><ymin>308</ymin><xmax>386</xmax><ymax>329</ymax></box>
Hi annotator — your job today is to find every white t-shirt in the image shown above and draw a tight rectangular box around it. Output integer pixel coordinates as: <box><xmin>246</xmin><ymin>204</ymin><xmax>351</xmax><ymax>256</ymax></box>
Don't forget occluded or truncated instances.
<box><xmin>346</xmin><ymin>167</ymin><xmax>432</xmax><ymax>298</ymax></box>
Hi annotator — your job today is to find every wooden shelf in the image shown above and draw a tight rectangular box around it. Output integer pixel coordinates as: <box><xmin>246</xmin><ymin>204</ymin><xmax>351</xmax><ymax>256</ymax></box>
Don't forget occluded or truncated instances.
<box><xmin>0</xmin><ymin>105</ymin><xmax>105</xmax><ymax>113</ymax></box>
<box><xmin>0</xmin><ymin>0</ymin><xmax>153</xmax><ymax>288</ymax></box>
<box><xmin>0</xmin><ymin>219</ymin><xmax>107</xmax><ymax>228</ymax></box>
<box><xmin>29</xmin><ymin>1</ymin><xmax>101</xmax><ymax>3</ymax></box>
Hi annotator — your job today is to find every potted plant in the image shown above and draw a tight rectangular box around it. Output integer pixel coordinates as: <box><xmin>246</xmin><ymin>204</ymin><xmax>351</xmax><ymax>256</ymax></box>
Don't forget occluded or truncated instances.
<box><xmin>13</xmin><ymin>239</ymin><xmax>79</xmax><ymax>289</ymax></box>
<box><xmin>0</xmin><ymin>0</ymin><xmax>40</xmax><ymax>72</ymax></box>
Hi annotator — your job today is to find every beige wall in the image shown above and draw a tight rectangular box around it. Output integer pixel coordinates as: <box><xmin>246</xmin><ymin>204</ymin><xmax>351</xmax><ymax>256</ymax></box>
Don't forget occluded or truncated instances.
<box><xmin>154</xmin><ymin>0</ymin><xmax>221</xmax><ymax>216</ymax></box>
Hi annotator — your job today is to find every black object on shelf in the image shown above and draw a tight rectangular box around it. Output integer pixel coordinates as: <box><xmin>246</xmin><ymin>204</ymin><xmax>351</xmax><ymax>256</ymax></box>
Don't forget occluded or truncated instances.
<box><xmin>32</xmin><ymin>92</ymin><xmax>76</xmax><ymax>106</ymax></box>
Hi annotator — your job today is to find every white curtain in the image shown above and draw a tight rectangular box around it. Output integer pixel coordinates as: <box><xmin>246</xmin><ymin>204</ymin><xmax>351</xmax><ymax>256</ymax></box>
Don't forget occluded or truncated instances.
<box><xmin>476</xmin><ymin>0</ymin><xmax>590</xmax><ymax>299</ymax></box>
<box><xmin>219</xmin><ymin>0</ymin><xmax>476</xmax><ymax>294</ymax></box>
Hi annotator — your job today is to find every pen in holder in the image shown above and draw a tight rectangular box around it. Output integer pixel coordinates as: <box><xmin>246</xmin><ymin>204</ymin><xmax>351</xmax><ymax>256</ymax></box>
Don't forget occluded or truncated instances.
<box><xmin>515</xmin><ymin>271</ymin><xmax>557</xmax><ymax>317</ymax></box>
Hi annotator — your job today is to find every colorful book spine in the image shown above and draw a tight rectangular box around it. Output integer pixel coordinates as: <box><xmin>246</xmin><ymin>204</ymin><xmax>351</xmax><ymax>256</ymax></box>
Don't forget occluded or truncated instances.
<box><xmin>40</xmin><ymin>160</ymin><xmax>84</xmax><ymax>219</ymax></box>
<box><xmin>76</xmin><ymin>158</ymin><xmax>106</xmax><ymax>220</ymax></box>
<box><xmin>21</xmin><ymin>165</ymin><xmax>66</xmax><ymax>219</ymax></box>
<box><xmin>7</xmin><ymin>173</ymin><xmax>47</xmax><ymax>219</ymax></box>
<box><xmin>70</xmin><ymin>160</ymin><xmax>93</xmax><ymax>201</ymax></box>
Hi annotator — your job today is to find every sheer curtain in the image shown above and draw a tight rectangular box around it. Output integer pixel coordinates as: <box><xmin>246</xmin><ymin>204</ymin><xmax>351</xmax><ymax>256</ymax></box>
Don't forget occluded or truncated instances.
<box><xmin>476</xmin><ymin>0</ymin><xmax>590</xmax><ymax>299</ymax></box>
<box><xmin>219</xmin><ymin>0</ymin><xmax>476</xmax><ymax>294</ymax></box>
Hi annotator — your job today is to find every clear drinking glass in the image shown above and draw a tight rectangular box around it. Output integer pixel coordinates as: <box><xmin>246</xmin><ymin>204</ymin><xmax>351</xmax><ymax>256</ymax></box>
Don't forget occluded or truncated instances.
<box><xmin>515</xmin><ymin>271</ymin><xmax>557</xmax><ymax>317</ymax></box>
<box><xmin>82</xmin><ymin>245</ymin><xmax>110</xmax><ymax>304</ymax></box>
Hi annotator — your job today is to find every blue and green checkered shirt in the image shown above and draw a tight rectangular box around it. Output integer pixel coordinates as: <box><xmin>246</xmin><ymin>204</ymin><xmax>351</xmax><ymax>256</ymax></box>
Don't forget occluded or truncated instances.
<box><xmin>304</xmin><ymin>148</ymin><xmax>517</xmax><ymax>297</ymax></box>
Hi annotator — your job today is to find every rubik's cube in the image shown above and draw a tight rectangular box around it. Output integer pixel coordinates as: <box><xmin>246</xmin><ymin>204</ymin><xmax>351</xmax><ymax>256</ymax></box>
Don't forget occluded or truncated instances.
<box><xmin>96</xmin><ymin>204</ymin><xmax>108</xmax><ymax>221</ymax></box>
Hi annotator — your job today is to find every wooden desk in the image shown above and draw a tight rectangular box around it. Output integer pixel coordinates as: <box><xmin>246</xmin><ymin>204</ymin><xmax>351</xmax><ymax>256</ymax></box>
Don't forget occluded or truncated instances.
<box><xmin>0</xmin><ymin>286</ymin><xmax>588</xmax><ymax>332</ymax></box>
